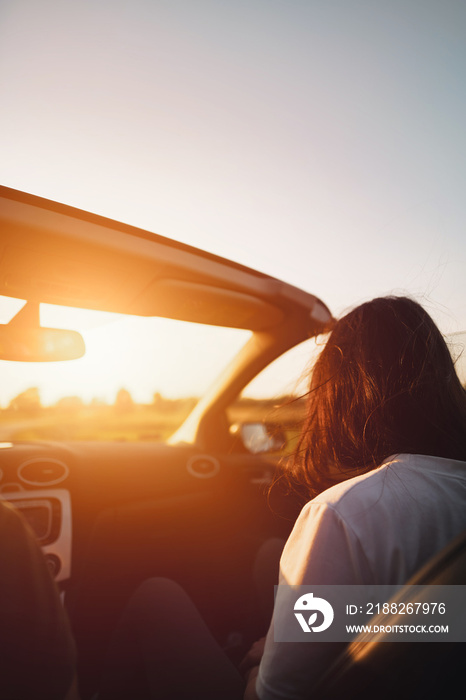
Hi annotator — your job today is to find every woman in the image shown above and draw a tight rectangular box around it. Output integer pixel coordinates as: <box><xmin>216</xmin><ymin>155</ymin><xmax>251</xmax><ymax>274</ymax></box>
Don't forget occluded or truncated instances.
<box><xmin>99</xmin><ymin>296</ymin><xmax>466</xmax><ymax>700</ymax></box>
<box><xmin>248</xmin><ymin>295</ymin><xmax>466</xmax><ymax>699</ymax></box>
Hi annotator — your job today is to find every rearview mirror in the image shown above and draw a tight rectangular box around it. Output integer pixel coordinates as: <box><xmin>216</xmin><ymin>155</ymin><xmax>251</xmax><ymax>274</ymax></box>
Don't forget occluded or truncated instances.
<box><xmin>0</xmin><ymin>325</ymin><xmax>85</xmax><ymax>362</ymax></box>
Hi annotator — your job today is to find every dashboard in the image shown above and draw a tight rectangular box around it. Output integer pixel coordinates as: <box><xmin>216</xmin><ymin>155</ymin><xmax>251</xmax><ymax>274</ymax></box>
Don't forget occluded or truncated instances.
<box><xmin>0</xmin><ymin>436</ymin><xmax>296</xmax><ymax>698</ymax></box>
<box><xmin>0</xmin><ymin>444</ymin><xmax>72</xmax><ymax>581</ymax></box>
<box><xmin>0</xmin><ymin>439</ymin><xmax>283</xmax><ymax>591</ymax></box>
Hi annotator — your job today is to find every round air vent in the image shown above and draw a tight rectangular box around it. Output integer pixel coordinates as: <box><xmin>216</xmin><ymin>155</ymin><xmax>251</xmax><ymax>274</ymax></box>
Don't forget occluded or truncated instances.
<box><xmin>18</xmin><ymin>458</ymin><xmax>69</xmax><ymax>486</ymax></box>
<box><xmin>186</xmin><ymin>455</ymin><xmax>220</xmax><ymax>479</ymax></box>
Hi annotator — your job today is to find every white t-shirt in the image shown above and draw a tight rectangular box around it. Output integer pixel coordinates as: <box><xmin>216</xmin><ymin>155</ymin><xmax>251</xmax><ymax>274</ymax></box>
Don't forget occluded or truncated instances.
<box><xmin>256</xmin><ymin>453</ymin><xmax>466</xmax><ymax>700</ymax></box>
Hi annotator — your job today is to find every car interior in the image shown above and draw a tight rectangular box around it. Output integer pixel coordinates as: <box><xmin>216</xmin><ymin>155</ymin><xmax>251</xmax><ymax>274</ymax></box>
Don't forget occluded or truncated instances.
<box><xmin>0</xmin><ymin>185</ymin><xmax>332</xmax><ymax>697</ymax></box>
<box><xmin>0</xmin><ymin>185</ymin><xmax>464</xmax><ymax>699</ymax></box>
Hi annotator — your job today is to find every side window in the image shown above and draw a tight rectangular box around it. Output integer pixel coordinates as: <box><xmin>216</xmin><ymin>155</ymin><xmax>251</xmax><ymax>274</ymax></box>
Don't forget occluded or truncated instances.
<box><xmin>227</xmin><ymin>336</ymin><xmax>327</xmax><ymax>456</ymax></box>
<box><xmin>227</xmin><ymin>329</ymin><xmax>466</xmax><ymax>457</ymax></box>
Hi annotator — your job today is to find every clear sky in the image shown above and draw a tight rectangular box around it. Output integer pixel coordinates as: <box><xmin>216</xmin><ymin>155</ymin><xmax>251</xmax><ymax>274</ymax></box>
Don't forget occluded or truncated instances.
<box><xmin>0</xmin><ymin>1</ymin><xmax>465</xmax><ymax>404</ymax></box>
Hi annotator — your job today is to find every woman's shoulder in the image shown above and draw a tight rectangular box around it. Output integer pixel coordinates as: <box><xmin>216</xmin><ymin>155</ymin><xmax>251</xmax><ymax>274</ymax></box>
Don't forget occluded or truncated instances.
<box><xmin>285</xmin><ymin>453</ymin><xmax>466</xmax><ymax>585</ymax></box>
<box><xmin>301</xmin><ymin>453</ymin><xmax>466</xmax><ymax>527</ymax></box>
<box><xmin>307</xmin><ymin>454</ymin><xmax>401</xmax><ymax>511</ymax></box>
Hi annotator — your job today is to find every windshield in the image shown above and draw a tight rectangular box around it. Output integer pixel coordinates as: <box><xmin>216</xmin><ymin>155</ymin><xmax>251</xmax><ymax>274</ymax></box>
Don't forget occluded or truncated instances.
<box><xmin>1</xmin><ymin>297</ymin><xmax>465</xmax><ymax>444</ymax></box>
<box><xmin>0</xmin><ymin>297</ymin><xmax>250</xmax><ymax>442</ymax></box>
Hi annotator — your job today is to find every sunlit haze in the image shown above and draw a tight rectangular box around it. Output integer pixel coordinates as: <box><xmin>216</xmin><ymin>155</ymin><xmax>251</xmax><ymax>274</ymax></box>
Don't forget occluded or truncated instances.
<box><xmin>0</xmin><ymin>297</ymin><xmax>252</xmax><ymax>407</ymax></box>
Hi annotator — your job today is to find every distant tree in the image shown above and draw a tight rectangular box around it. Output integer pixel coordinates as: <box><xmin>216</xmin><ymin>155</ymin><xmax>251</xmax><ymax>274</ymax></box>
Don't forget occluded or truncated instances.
<box><xmin>115</xmin><ymin>388</ymin><xmax>134</xmax><ymax>413</ymax></box>
<box><xmin>152</xmin><ymin>392</ymin><xmax>164</xmax><ymax>408</ymax></box>
<box><xmin>8</xmin><ymin>387</ymin><xmax>42</xmax><ymax>414</ymax></box>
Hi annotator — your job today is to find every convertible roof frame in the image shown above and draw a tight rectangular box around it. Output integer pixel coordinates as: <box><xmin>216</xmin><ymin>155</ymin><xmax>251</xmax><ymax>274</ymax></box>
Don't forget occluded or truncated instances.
<box><xmin>0</xmin><ymin>186</ymin><xmax>331</xmax><ymax>333</ymax></box>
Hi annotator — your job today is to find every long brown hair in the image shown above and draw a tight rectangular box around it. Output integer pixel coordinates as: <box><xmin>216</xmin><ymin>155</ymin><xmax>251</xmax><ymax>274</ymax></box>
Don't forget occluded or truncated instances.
<box><xmin>287</xmin><ymin>296</ymin><xmax>466</xmax><ymax>500</ymax></box>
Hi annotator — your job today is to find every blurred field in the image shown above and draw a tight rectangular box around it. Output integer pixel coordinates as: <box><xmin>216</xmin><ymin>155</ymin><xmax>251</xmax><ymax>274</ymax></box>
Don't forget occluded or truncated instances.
<box><xmin>0</xmin><ymin>399</ymin><xmax>195</xmax><ymax>442</ymax></box>
<box><xmin>0</xmin><ymin>395</ymin><xmax>306</xmax><ymax>443</ymax></box>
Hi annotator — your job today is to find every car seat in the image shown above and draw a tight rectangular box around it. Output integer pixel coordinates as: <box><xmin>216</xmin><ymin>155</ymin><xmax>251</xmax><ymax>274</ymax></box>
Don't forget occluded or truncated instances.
<box><xmin>311</xmin><ymin>529</ymin><xmax>466</xmax><ymax>699</ymax></box>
